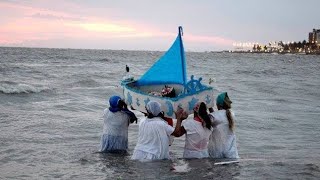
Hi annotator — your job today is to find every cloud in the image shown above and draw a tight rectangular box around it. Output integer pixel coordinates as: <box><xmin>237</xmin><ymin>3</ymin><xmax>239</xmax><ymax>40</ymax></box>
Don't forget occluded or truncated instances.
<box><xmin>30</xmin><ymin>13</ymin><xmax>84</xmax><ymax>21</ymax></box>
<box><xmin>0</xmin><ymin>1</ymin><xmax>234</xmax><ymax>50</ymax></box>
<box><xmin>66</xmin><ymin>22</ymin><xmax>136</xmax><ymax>33</ymax></box>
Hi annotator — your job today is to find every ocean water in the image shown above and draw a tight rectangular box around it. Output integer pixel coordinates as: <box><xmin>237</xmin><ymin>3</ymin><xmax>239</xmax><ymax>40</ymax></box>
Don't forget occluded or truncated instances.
<box><xmin>1</xmin><ymin>47</ymin><xmax>320</xmax><ymax>179</ymax></box>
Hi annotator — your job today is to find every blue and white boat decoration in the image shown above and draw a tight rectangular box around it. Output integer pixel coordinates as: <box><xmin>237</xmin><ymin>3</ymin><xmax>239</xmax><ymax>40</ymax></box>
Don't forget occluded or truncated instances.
<box><xmin>122</xmin><ymin>26</ymin><xmax>214</xmax><ymax>118</ymax></box>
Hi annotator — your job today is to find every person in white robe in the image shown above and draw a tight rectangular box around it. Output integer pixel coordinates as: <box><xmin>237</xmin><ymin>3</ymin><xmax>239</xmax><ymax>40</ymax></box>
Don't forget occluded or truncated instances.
<box><xmin>131</xmin><ymin>101</ymin><xmax>187</xmax><ymax>161</ymax></box>
<box><xmin>99</xmin><ymin>95</ymin><xmax>137</xmax><ymax>153</ymax></box>
<box><xmin>174</xmin><ymin>102</ymin><xmax>213</xmax><ymax>159</ymax></box>
<box><xmin>208</xmin><ymin>92</ymin><xmax>239</xmax><ymax>159</ymax></box>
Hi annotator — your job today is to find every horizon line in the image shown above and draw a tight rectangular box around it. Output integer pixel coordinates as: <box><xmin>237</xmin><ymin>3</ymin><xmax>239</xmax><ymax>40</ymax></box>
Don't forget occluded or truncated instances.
<box><xmin>0</xmin><ymin>45</ymin><xmax>228</xmax><ymax>53</ymax></box>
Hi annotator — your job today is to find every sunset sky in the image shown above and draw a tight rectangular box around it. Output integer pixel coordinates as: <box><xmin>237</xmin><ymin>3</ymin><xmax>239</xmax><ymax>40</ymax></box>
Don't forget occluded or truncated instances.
<box><xmin>0</xmin><ymin>0</ymin><xmax>319</xmax><ymax>51</ymax></box>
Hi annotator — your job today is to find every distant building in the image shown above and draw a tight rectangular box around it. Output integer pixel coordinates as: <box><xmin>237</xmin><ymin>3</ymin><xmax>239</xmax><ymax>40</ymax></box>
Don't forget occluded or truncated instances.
<box><xmin>309</xmin><ymin>29</ymin><xmax>320</xmax><ymax>45</ymax></box>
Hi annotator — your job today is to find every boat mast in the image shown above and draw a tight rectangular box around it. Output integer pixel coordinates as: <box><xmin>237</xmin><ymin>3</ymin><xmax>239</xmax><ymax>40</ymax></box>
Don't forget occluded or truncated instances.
<box><xmin>178</xmin><ymin>26</ymin><xmax>187</xmax><ymax>86</ymax></box>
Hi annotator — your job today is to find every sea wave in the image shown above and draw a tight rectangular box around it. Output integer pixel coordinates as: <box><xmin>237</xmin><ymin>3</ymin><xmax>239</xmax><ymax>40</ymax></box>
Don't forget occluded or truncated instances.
<box><xmin>97</xmin><ymin>58</ymin><xmax>112</xmax><ymax>62</ymax></box>
<box><xmin>0</xmin><ymin>81</ymin><xmax>51</xmax><ymax>94</ymax></box>
<box><xmin>67</xmin><ymin>78</ymin><xmax>101</xmax><ymax>88</ymax></box>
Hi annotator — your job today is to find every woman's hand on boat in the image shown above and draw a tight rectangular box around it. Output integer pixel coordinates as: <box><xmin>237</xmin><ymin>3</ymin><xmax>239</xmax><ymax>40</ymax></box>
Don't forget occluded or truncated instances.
<box><xmin>174</xmin><ymin>108</ymin><xmax>188</xmax><ymax>121</ymax></box>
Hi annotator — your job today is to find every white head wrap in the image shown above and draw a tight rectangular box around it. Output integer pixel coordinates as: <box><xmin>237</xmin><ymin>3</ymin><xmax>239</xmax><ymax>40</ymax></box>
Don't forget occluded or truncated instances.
<box><xmin>146</xmin><ymin>101</ymin><xmax>161</xmax><ymax>116</ymax></box>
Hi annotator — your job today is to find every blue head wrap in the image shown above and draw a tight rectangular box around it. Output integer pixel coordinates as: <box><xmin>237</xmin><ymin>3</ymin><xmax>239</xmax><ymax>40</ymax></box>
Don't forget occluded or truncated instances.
<box><xmin>108</xmin><ymin>95</ymin><xmax>137</xmax><ymax>123</ymax></box>
<box><xmin>109</xmin><ymin>96</ymin><xmax>122</xmax><ymax>112</ymax></box>
<box><xmin>216</xmin><ymin>92</ymin><xmax>232</xmax><ymax>106</ymax></box>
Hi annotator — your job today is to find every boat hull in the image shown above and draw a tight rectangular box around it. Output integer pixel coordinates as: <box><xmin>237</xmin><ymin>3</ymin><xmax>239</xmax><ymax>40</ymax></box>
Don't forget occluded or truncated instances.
<box><xmin>122</xmin><ymin>81</ymin><xmax>215</xmax><ymax>118</ymax></box>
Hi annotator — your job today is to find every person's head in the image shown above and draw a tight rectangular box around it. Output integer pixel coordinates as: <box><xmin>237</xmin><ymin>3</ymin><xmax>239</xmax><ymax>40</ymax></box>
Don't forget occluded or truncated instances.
<box><xmin>216</xmin><ymin>92</ymin><xmax>234</xmax><ymax>131</ymax></box>
<box><xmin>193</xmin><ymin>102</ymin><xmax>206</xmax><ymax>116</ymax></box>
<box><xmin>216</xmin><ymin>92</ymin><xmax>232</xmax><ymax>110</ymax></box>
<box><xmin>193</xmin><ymin>102</ymin><xmax>212</xmax><ymax>130</ymax></box>
<box><xmin>146</xmin><ymin>101</ymin><xmax>162</xmax><ymax>118</ymax></box>
<box><xmin>109</xmin><ymin>95</ymin><xmax>124</xmax><ymax>112</ymax></box>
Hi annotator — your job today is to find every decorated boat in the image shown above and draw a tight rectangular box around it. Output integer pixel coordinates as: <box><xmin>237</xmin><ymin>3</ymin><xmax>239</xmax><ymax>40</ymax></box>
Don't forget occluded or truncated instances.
<box><xmin>121</xmin><ymin>26</ymin><xmax>215</xmax><ymax>118</ymax></box>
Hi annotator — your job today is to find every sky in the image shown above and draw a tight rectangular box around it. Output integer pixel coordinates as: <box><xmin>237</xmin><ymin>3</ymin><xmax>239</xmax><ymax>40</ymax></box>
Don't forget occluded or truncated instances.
<box><xmin>0</xmin><ymin>0</ymin><xmax>319</xmax><ymax>51</ymax></box>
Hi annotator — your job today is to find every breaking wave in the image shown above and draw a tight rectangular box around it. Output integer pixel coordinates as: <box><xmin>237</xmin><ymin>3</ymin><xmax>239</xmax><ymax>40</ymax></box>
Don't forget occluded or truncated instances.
<box><xmin>0</xmin><ymin>81</ymin><xmax>51</xmax><ymax>94</ymax></box>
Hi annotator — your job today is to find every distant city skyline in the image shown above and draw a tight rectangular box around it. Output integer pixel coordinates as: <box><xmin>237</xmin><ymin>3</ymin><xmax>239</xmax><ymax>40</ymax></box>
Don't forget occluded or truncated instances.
<box><xmin>0</xmin><ymin>0</ymin><xmax>319</xmax><ymax>51</ymax></box>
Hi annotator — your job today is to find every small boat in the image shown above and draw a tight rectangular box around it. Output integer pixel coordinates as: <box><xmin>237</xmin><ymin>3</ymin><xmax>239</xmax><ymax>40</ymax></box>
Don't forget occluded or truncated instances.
<box><xmin>121</xmin><ymin>26</ymin><xmax>215</xmax><ymax>118</ymax></box>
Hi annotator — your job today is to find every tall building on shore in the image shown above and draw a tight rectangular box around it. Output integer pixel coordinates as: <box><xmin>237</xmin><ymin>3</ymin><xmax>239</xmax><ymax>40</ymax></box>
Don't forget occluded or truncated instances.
<box><xmin>309</xmin><ymin>29</ymin><xmax>320</xmax><ymax>45</ymax></box>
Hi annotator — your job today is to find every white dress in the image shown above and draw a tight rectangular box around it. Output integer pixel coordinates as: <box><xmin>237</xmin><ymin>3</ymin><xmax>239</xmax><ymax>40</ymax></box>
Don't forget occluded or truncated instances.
<box><xmin>208</xmin><ymin>110</ymin><xmax>239</xmax><ymax>159</ymax></box>
<box><xmin>181</xmin><ymin>119</ymin><xmax>212</xmax><ymax>159</ymax></box>
<box><xmin>131</xmin><ymin>117</ymin><xmax>174</xmax><ymax>160</ymax></box>
<box><xmin>99</xmin><ymin>109</ymin><xmax>130</xmax><ymax>152</ymax></box>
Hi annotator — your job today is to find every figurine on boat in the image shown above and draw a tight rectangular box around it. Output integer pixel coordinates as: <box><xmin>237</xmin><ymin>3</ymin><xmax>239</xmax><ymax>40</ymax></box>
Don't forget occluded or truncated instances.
<box><xmin>121</xmin><ymin>26</ymin><xmax>214</xmax><ymax>118</ymax></box>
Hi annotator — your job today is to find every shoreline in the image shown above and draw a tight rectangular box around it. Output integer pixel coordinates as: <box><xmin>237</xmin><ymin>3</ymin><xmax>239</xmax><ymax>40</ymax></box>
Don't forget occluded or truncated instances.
<box><xmin>223</xmin><ymin>50</ymin><xmax>320</xmax><ymax>55</ymax></box>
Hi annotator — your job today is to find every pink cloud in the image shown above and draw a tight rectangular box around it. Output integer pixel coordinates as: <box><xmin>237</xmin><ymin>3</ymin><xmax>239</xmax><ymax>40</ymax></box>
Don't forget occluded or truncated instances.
<box><xmin>0</xmin><ymin>1</ymin><xmax>159</xmax><ymax>44</ymax></box>
<box><xmin>0</xmin><ymin>1</ymin><xmax>233</xmax><ymax>50</ymax></box>
<box><xmin>0</xmin><ymin>1</ymin><xmax>78</xmax><ymax>19</ymax></box>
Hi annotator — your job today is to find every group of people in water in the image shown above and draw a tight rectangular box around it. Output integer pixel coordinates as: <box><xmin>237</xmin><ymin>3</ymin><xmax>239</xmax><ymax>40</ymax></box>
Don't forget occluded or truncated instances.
<box><xmin>99</xmin><ymin>92</ymin><xmax>239</xmax><ymax>160</ymax></box>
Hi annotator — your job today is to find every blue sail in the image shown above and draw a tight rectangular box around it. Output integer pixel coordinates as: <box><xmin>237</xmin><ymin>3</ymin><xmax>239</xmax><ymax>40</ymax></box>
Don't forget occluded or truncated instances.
<box><xmin>136</xmin><ymin>27</ymin><xmax>187</xmax><ymax>86</ymax></box>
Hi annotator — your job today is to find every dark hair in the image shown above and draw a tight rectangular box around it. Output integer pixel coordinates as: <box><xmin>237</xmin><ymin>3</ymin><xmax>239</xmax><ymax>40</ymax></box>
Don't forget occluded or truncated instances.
<box><xmin>117</xmin><ymin>100</ymin><xmax>124</xmax><ymax>109</ymax></box>
<box><xmin>222</xmin><ymin>102</ymin><xmax>234</xmax><ymax>131</ymax></box>
<box><xmin>198</xmin><ymin>102</ymin><xmax>212</xmax><ymax>130</ymax></box>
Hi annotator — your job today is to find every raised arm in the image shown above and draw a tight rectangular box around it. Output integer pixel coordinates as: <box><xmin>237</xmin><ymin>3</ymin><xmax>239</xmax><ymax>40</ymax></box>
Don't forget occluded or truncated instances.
<box><xmin>120</xmin><ymin>100</ymin><xmax>138</xmax><ymax>124</ymax></box>
<box><xmin>171</xmin><ymin>108</ymin><xmax>188</xmax><ymax>137</ymax></box>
